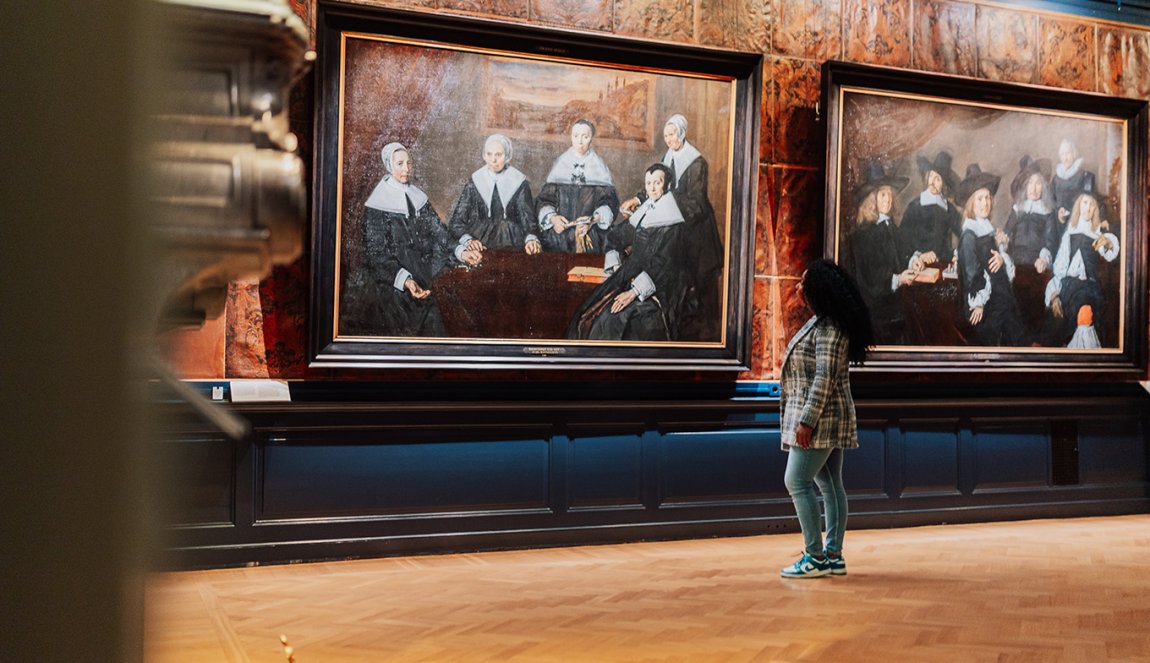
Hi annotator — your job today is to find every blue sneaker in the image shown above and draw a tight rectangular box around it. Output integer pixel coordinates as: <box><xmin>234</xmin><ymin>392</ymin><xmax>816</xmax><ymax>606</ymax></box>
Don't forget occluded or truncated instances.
<box><xmin>780</xmin><ymin>552</ymin><xmax>831</xmax><ymax>578</ymax></box>
<box><xmin>825</xmin><ymin>554</ymin><xmax>846</xmax><ymax>576</ymax></box>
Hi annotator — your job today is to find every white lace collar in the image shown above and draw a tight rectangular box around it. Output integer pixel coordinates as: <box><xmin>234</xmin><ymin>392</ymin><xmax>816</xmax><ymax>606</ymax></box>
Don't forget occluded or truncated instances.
<box><xmin>1056</xmin><ymin>157</ymin><xmax>1084</xmax><ymax>180</ymax></box>
<box><xmin>661</xmin><ymin>140</ymin><xmax>702</xmax><ymax>186</ymax></box>
<box><xmin>545</xmin><ymin>147</ymin><xmax>613</xmax><ymax>186</ymax></box>
<box><xmin>962</xmin><ymin>216</ymin><xmax>995</xmax><ymax>237</ymax></box>
<box><xmin>364</xmin><ymin>176</ymin><xmax>428</xmax><ymax>215</ymax></box>
<box><xmin>629</xmin><ymin>192</ymin><xmax>685</xmax><ymax>229</ymax></box>
<box><xmin>471</xmin><ymin>166</ymin><xmax>526</xmax><ymax>211</ymax></box>
<box><xmin>920</xmin><ymin>190</ymin><xmax>948</xmax><ymax>210</ymax></box>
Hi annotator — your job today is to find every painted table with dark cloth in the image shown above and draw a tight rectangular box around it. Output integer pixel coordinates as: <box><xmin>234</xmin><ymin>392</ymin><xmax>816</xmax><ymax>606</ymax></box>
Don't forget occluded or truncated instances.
<box><xmin>432</xmin><ymin>249</ymin><xmax>603</xmax><ymax>339</ymax></box>
<box><xmin>895</xmin><ymin>260</ymin><xmax>1117</xmax><ymax>348</ymax></box>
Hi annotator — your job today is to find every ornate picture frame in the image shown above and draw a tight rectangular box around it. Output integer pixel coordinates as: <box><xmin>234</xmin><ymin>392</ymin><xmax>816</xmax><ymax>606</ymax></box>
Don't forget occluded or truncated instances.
<box><xmin>822</xmin><ymin>61</ymin><xmax>1148</xmax><ymax>377</ymax></box>
<box><xmin>310</xmin><ymin>3</ymin><xmax>761</xmax><ymax>371</ymax></box>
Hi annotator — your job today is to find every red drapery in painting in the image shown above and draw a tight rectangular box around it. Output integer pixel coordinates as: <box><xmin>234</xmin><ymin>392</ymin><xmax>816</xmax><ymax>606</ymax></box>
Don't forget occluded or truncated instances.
<box><xmin>838</xmin><ymin>94</ymin><xmax>1000</xmax><ymax>203</ymax></box>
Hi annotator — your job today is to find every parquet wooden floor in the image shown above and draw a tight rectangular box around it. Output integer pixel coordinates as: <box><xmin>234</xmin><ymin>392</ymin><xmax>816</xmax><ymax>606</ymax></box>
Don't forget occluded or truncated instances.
<box><xmin>145</xmin><ymin>515</ymin><xmax>1150</xmax><ymax>662</ymax></box>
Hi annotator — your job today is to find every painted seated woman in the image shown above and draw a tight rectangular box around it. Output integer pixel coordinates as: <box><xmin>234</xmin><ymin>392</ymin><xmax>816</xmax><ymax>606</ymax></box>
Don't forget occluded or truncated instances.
<box><xmin>568</xmin><ymin>163</ymin><xmax>689</xmax><ymax>341</ymax></box>
<box><xmin>360</xmin><ymin>142</ymin><xmax>481</xmax><ymax>337</ymax></box>
<box><xmin>535</xmin><ymin>119</ymin><xmax>619</xmax><ymax>253</ymax></box>
<box><xmin>621</xmin><ymin>114</ymin><xmax>724</xmax><ymax>340</ymax></box>
<box><xmin>447</xmin><ymin>134</ymin><xmax>541</xmax><ymax>256</ymax></box>
<box><xmin>1042</xmin><ymin>192</ymin><xmax>1119</xmax><ymax>348</ymax></box>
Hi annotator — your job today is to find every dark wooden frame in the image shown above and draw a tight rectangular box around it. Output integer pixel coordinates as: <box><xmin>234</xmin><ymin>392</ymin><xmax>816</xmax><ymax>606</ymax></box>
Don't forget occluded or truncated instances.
<box><xmin>309</xmin><ymin>2</ymin><xmax>761</xmax><ymax>371</ymax></box>
<box><xmin>822</xmin><ymin>61</ymin><xmax>1148</xmax><ymax>378</ymax></box>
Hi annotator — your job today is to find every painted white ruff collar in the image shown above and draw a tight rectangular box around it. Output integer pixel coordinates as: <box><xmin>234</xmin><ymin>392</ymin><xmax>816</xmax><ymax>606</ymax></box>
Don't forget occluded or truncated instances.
<box><xmin>662</xmin><ymin>140</ymin><xmax>702</xmax><ymax>186</ymax></box>
<box><xmin>1015</xmin><ymin>199</ymin><xmax>1051</xmax><ymax>215</ymax></box>
<box><xmin>1056</xmin><ymin>157</ymin><xmax>1084</xmax><ymax>180</ymax></box>
<box><xmin>920</xmin><ymin>190</ymin><xmax>948</xmax><ymax>210</ymax></box>
<box><xmin>364</xmin><ymin>175</ymin><xmax>429</xmax><ymax>215</ymax></box>
<box><xmin>962</xmin><ymin>216</ymin><xmax>995</xmax><ymax>237</ymax></box>
<box><xmin>545</xmin><ymin>147</ymin><xmax>614</xmax><ymax>186</ymax></box>
<box><xmin>471</xmin><ymin>166</ymin><xmax>526</xmax><ymax>211</ymax></box>
<box><xmin>629</xmin><ymin>192</ymin><xmax>685</xmax><ymax>229</ymax></box>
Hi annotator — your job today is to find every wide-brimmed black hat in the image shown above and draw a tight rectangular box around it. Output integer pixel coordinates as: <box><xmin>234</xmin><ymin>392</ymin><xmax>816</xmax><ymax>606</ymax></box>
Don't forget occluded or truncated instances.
<box><xmin>915</xmin><ymin>150</ymin><xmax>960</xmax><ymax>195</ymax></box>
<box><xmin>955</xmin><ymin>163</ymin><xmax>1001</xmax><ymax>208</ymax></box>
<box><xmin>1009</xmin><ymin>154</ymin><xmax>1053</xmax><ymax>201</ymax></box>
<box><xmin>852</xmin><ymin>159</ymin><xmax>910</xmax><ymax>207</ymax></box>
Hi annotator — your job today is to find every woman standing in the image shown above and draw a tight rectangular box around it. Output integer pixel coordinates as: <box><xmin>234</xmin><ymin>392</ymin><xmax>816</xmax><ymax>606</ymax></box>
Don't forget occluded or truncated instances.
<box><xmin>779</xmin><ymin>259</ymin><xmax>873</xmax><ymax>579</ymax></box>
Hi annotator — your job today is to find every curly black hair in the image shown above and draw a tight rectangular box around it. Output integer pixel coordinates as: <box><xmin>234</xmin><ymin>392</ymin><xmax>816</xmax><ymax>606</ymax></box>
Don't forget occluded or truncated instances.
<box><xmin>801</xmin><ymin>259</ymin><xmax>874</xmax><ymax>365</ymax></box>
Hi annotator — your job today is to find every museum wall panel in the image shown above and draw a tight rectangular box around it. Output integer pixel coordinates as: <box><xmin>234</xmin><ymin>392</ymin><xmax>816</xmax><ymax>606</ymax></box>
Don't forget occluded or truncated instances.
<box><xmin>155</xmin><ymin>0</ymin><xmax>1150</xmax><ymax>382</ymax></box>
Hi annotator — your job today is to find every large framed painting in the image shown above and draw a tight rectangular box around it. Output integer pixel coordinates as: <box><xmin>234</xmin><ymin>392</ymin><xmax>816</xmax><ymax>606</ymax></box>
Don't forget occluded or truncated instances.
<box><xmin>309</xmin><ymin>3</ymin><xmax>761</xmax><ymax>371</ymax></box>
<box><xmin>822</xmin><ymin>61</ymin><xmax>1148</xmax><ymax>377</ymax></box>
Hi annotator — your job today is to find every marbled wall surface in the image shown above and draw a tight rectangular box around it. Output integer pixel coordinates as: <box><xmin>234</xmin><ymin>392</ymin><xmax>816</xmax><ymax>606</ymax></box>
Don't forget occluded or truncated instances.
<box><xmin>162</xmin><ymin>0</ymin><xmax>1150</xmax><ymax>382</ymax></box>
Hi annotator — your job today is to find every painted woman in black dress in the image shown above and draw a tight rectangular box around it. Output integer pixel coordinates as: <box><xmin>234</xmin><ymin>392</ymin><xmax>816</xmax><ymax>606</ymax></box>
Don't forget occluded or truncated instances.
<box><xmin>359</xmin><ymin>142</ymin><xmax>482</xmax><ymax>337</ymax></box>
<box><xmin>535</xmin><ymin>119</ymin><xmax>619</xmax><ymax>253</ymax></box>
<box><xmin>447</xmin><ymin>134</ymin><xmax>541</xmax><ymax>256</ymax></box>
<box><xmin>955</xmin><ymin>164</ymin><xmax>1027</xmax><ymax>346</ymax></box>
<box><xmin>569</xmin><ymin>164</ymin><xmax>689</xmax><ymax>341</ymax></box>
<box><xmin>618</xmin><ymin>114</ymin><xmax>725</xmax><ymax>341</ymax></box>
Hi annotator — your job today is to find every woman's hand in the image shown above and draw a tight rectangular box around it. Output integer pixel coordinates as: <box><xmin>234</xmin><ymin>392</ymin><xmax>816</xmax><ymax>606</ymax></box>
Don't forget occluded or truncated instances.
<box><xmin>919</xmin><ymin>251</ymin><xmax>938</xmax><ymax>266</ymax></box>
<box><xmin>465</xmin><ymin>238</ymin><xmax>485</xmax><ymax>252</ymax></box>
<box><xmin>550</xmin><ymin>215</ymin><xmax>571</xmax><ymax>233</ymax></box>
<box><xmin>460</xmin><ymin>249</ymin><xmax>483</xmax><ymax>267</ymax></box>
<box><xmin>610</xmin><ymin>289</ymin><xmax>637</xmax><ymax>313</ymax></box>
<box><xmin>524</xmin><ymin>239</ymin><xmax>542</xmax><ymax>255</ymax></box>
<box><xmin>404</xmin><ymin>277</ymin><xmax>431</xmax><ymax>300</ymax></box>
<box><xmin>620</xmin><ymin>197</ymin><xmax>641</xmax><ymax>215</ymax></box>
<box><xmin>1092</xmin><ymin>235</ymin><xmax>1113</xmax><ymax>253</ymax></box>
<box><xmin>1051</xmin><ymin>294</ymin><xmax>1064</xmax><ymax>319</ymax></box>
<box><xmin>1034</xmin><ymin>257</ymin><xmax>1048</xmax><ymax>273</ymax></box>
<box><xmin>794</xmin><ymin>423</ymin><xmax>813</xmax><ymax>449</ymax></box>
<box><xmin>969</xmin><ymin>306</ymin><xmax>984</xmax><ymax>325</ymax></box>
<box><xmin>897</xmin><ymin>269</ymin><xmax>916</xmax><ymax>287</ymax></box>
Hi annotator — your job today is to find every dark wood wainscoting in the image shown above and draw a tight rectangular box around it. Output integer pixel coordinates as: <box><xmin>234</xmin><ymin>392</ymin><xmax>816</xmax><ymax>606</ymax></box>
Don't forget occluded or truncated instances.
<box><xmin>156</xmin><ymin>383</ymin><xmax>1150</xmax><ymax>569</ymax></box>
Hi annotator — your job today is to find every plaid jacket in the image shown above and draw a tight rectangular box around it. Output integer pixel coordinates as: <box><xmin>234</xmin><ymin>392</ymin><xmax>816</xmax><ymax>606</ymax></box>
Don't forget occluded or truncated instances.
<box><xmin>779</xmin><ymin>316</ymin><xmax>858</xmax><ymax>451</ymax></box>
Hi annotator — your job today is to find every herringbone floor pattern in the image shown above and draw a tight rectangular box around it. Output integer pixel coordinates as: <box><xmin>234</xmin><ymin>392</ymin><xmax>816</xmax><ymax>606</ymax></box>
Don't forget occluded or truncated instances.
<box><xmin>145</xmin><ymin>515</ymin><xmax>1150</xmax><ymax>662</ymax></box>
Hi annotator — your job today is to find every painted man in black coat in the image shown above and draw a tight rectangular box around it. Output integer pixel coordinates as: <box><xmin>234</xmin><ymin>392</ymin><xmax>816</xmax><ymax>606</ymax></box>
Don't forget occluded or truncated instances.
<box><xmin>843</xmin><ymin>160</ymin><xmax>916</xmax><ymax>345</ymax></box>
<box><xmin>899</xmin><ymin>151</ymin><xmax>962</xmax><ymax>271</ymax></box>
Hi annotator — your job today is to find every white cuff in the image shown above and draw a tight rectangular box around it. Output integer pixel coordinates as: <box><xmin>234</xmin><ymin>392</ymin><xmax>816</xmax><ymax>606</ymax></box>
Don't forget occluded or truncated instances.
<box><xmin>453</xmin><ymin>244</ymin><xmax>467</xmax><ymax>262</ymax></box>
<box><xmin>603</xmin><ymin>250</ymin><xmax>621</xmax><ymax>274</ymax></box>
<box><xmin>594</xmin><ymin>205</ymin><xmax>613</xmax><ymax>229</ymax></box>
<box><xmin>631</xmin><ymin>271</ymin><xmax>656</xmax><ymax>300</ymax></box>
<box><xmin>525</xmin><ymin>233</ymin><xmax>539</xmax><ymax>245</ymax></box>
<box><xmin>968</xmin><ymin>272</ymin><xmax>991</xmax><ymax>309</ymax></box>
<box><xmin>538</xmin><ymin>206</ymin><xmax>556</xmax><ymax>229</ymax></box>
<box><xmin>393</xmin><ymin>268</ymin><xmax>413</xmax><ymax>292</ymax></box>
<box><xmin>890</xmin><ymin>273</ymin><xmax>900</xmax><ymax>292</ymax></box>
<box><xmin>458</xmin><ymin>233</ymin><xmax>473</xmax><ymax>246</ymax></box>
<box><xmin>1100</xmin><ymin>233</ymin><xmax>1120</xmax><ymax>261</ymax></box>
